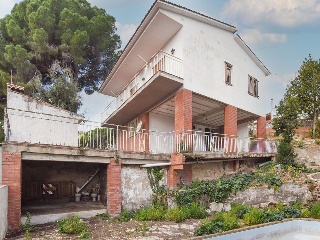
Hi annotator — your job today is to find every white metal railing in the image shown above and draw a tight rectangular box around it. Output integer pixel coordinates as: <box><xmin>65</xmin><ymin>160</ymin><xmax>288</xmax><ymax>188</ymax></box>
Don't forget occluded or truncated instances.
<box><xmin>101</xmin><ymin>50</ymin><xmax>183</xmax><ymax>122</ymax></box>
<box><xmin>78</xmin><ymin>124</ymin><xmax>278</xmax><ymax>155</ymax></box>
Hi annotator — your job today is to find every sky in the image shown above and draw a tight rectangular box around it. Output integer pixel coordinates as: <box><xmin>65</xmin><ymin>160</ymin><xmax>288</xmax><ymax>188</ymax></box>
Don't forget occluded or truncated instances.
<box><xmin>1</xmin><ymin>0</ymin><xmax>320</xmax><ymax>122</ymax></box>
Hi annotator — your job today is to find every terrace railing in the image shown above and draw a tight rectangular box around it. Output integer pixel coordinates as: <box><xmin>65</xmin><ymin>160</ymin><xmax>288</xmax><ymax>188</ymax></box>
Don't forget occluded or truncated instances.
<box><xmin>78</xmin><ymin>123</ymin><xmax>278</xmax><ymax>155</ymax></box>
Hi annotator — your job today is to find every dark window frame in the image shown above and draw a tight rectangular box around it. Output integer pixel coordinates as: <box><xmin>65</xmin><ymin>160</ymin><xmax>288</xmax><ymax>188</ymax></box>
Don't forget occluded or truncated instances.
<box><xmin>248</xmin><ymin>75</ymin><xmax>259</xmax><ymax>98</ymax></box>
<box><xmin>225</xmin><ymin>61</ymin><xmax>233</xmax><ymax>86</ymax></box>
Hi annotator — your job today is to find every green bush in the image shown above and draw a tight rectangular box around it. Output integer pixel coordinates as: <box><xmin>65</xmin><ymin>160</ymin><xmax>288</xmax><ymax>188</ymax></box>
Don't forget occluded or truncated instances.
<box><xmin>243</xmin><ymin>208</ymin><xmax>266</xmax><ymax>226</ymax></box>
<box><xmin>188</xmin><ymin>202</ymin><xmax>207</xmax><ymax>219</ymax></box>
<box><xmin>222</xmin><ymin>212</ymin><xmax>239</xmax><ymax>231</ymax></box>
<box><xmin>135</xmin><ymin>205</ymin><xmax>166</xmax><ymax>221</ymax></box>
<box><xmin>57</xmin><ymin>215</ymin><xmax>89</xmax><ymax>238</ymax></box>
<box><xmin>120</xmin><ymin>209</ymin><xmax>136</xmax><ymax>222</ymax></box>
<box><xmin>315</xmin><ymin>139</ymin><xmax>320</xmax><ymax>145</ymax></box>
<box><xmin>264</xmin><ymin>209</ymin><xmax>284</xmax><ymax>222</ymax></box>
<box><xmin>230</xmin><ymin>204</ymin><xmax>250</xmax><ymax>219</ymax></box>
<box><xmin>310</xmin><ymin>202</ymin><xmax>320</xmax><ymax>219</ymax></box>
<box><xmin>194</xmin><ymin>212</ymin><xmax>239</xmax><ymax>236</ymax></box>
<box><xmin>165</xmin><ymin>206</ymin><xmax>188</xmax><ymax>223</ymax></box>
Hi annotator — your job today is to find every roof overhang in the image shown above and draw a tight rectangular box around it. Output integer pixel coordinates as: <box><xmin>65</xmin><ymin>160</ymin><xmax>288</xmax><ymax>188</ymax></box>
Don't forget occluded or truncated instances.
<box><xmin>102</xmin><ymin>72</ymin><xmax>183</xmax><ymax>126</ymax></box>
<box><xmin>234</xmin><ymin>35</ymin><xmax>271</xmax><ymax>76</ymax></box>
<box><xmin>99</xmin><ymin>0</ymin><xmax>238</xmax><ymax>96</ymax></box>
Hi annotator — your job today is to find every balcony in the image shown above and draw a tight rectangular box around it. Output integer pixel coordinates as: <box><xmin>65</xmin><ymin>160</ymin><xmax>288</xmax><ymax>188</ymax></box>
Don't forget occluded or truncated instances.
<box><xmin>101</xmin><ymin>50</ymin><xmax>183</xmax><ymax>125</ymax></box>
<box><xmin>79</xmin><ymin>123</ymin><xmax>278</xmax><ymax>155</ymax></box>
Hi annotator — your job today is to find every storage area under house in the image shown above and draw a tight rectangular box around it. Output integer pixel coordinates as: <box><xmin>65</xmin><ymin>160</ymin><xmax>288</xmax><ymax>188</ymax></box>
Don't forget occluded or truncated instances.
<box><xmin>21</xmin><ymin>160</ymin><xmax>107</xmax><ymax>217</ymax></box>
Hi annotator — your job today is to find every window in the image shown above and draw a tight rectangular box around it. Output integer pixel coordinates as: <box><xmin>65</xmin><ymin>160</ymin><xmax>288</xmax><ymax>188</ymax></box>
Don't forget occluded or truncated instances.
<box><xmin>248</xmin><ymin>75</ymin><xmax>259</xmax><ymax>97</ymax></box>
<box><xmin>225</xmin><ymin>62</ymin><xmax>232</xmax><ymax>85</ymax></box>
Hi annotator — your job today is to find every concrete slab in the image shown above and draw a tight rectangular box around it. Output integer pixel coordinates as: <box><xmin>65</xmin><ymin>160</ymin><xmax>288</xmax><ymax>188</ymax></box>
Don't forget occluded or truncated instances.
<box><xmin>21</xmin><ymin>201</ymin><xmax>106</xmax><ymax>225</ymax></box>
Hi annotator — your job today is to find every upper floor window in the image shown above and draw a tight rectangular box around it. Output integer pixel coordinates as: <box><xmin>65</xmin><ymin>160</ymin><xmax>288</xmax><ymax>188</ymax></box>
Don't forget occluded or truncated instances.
<box><xmin>225</xmin><ymin>62</ymin><xmax>232</xmax><ymax>85</ymax></box>
<box><xmin>248</xmin><ymin>75</ymin><xmax>259</xmax><ymax>97</ymax></box>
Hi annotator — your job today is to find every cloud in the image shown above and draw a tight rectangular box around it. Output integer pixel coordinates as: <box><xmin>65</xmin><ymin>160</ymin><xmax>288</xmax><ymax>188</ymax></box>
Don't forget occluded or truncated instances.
<box><xmin>115</xmin><ymin>22</ymin><xmax>138</xmax><ymax>47</ymax></box>
<box><xmin>222</xmin><ymin>0</ymin><xmax>320</xmax><ymax>28</ymax></box>
<box><xmin>240</xmin><ymin>29</ymin><xmax>287</xmax><ymax>45</ymax></box>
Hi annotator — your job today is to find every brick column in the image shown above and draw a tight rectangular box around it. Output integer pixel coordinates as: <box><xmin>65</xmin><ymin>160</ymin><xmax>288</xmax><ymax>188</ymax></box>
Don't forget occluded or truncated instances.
<box><xmin>257</xmin><ymin>116</ymin><xmax>267</xmax><ymax>139</ymax></box>
<box><xmin>224</xmin><ymin>105</ymin><xmax>238</xmax><ymax>153</ymax></box>
<box><xmin>257</xmin><ymin>116</ymin><xmax>267</xmax><ymax>152</ymax></box>
<box><xmin>107</xmin><ymin>158</ymin><xmax>122</xmax><ymax>216</ymax></box>
<box><xmin>2</xmin><ymin>152</ymin><xmax>22</xmax><ymax>231</ymax></box>
<box><xmin>168</xmin><ymin>154</ymin><xmax>185</xmax><ymax>189</ymax></box>
<box><xmin>175</xmin><ymin>89</ymin><xmax>192</xmax><ymax>152</ymax></box>
<box><xmin>175</xmin><ymin>89</ymin><xmax>192</xmax><ymax>132</ymax></box>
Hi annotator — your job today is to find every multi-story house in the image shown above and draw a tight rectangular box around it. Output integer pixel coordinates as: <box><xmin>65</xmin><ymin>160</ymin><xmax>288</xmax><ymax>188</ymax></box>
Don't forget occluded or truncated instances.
<box><xmin>99</xmin><ymin>0</ymin><xmax>272</xmax><ymax>155</ymax></box>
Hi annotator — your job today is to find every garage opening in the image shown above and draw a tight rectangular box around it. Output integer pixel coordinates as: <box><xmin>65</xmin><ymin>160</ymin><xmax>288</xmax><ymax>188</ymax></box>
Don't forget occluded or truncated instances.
<box><xmin>21</xmin><ymin>160</ymin><xmax>107</xmax><ymax>223</ymax></box>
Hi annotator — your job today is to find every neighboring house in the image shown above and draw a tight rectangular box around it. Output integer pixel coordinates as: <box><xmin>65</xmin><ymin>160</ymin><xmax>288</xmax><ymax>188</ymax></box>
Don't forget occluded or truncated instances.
<box><xmin>5</xmin><ymin>84</ymin><xmax>83</xmax><ymax>147</ymax></box>
<box><xmin>99</xmin><ymin>0</ymin><xmax>271</xmax><ymax>154</ymax></box>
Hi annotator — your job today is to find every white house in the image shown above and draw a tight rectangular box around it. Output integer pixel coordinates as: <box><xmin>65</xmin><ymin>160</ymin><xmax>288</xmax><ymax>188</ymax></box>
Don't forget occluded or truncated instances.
<box><xmin>99</xmin><ymin>0</ymin><xmax>271</xmax><ymax>154</ymax></box>
<box><xmin>5</xmin><ymin>84</ymin><xmax>83</xmax><ymax>147</ymax></box>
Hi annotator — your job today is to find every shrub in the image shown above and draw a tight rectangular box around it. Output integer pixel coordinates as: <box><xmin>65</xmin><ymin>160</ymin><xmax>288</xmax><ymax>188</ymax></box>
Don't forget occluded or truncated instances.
<box><xmin>194</xmin><ymin>212</ymin><xmax>239</xmax><ymax>236</ymax></box>
<box><xmin>57</xmin><ymin>215</ymin><xmax>89</xmax><ymax>238</ymax></box>
<box><xmin>120</xmin><ymin>209</ymin><xmax>136</xmax><ymax>222</ymax></box>
<box><xmin>188</xmin><ymin>202</ymin><xmax>207</xmax><ymax>219</ymax></box>
<box><xmin>135</xmin><ymin>205</ymin><xmax>166</xmax><ymax>221</ymax></box>
<box><xmin>315</xmin><ymin>139</ymin><xmax>320</xmax><ymax>145</ymax></box>
<box><xmin>230</xmin><ymin>204</ymin><xmax>250</xmax><ymax>219</ymax></box>
<box><xmin>264</xmin><ymin>210</ymin><xmax>284</xmax><ymax>222</ymax></box>
<box><xmin>301</xmin><ymin>208</ymin><xmax>311</xmax><ymax>218</ymax></box>
<box><xmin>243</xmin><ymin>208</ymin><xmax>266</xmax><ymax>226</ymax></box>
<box><xmin>310</xmin><ymin>202</ymin><xmax>320</xmax><ymax>219</ymax></box>
<box><xmin>165</xmin><ymin>206</ymin><xmax>188</xmax><ymax>223</ymax></box>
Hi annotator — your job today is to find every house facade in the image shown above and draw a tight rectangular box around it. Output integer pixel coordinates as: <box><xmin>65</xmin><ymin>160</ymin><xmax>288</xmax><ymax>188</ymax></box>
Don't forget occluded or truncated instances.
<box><xmin>99</xmin><ymin>0</ymin><xmax>271</xmax><ymax>154</ymax></box>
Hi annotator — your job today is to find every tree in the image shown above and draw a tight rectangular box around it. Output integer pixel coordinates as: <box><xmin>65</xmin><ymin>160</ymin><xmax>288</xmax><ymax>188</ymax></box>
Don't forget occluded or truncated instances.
<box><xmin>25</xmin><ymin>61</ymin><xmax>81</xmax><ymax>112</ymax></box>
<box><xmin>287</xmin><ymin>55</ymin><xmax>320</xmax><ymax>138</ymax></box>
<box><xmin>0</xmin><ymin>0</ymin><xmax>121</xmax><ymax>96</ymax></box>
<box><xmin>272</xmin><ymin>96</ymin><xmax>300</xmax><ymax>165</ymax></box>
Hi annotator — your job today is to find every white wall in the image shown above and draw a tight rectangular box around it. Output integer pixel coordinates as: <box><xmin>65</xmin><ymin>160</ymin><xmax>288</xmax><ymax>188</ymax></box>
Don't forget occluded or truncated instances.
<box><xmin>237</xmin><ymin>122</ymin><xmax>249</xmax><ymax>138</ymax></box>
<box><xmin>5</xmin><ymin>89</ymin><xmax>83</xmax><ymax>147</ymax></box>
<box><xmin>0</xmin><ymin>185</ymin><xmax>8</xmax><ymax>240</ymax></box>
<box><xmin>149</xmin><ymin>112</ymin><xmax>175</xmax><ymax>153</ymax></box>
<box><xmin>160</xmin><ymin>9</ymin><xmax>269</xmax><ymax>117</ymax></box>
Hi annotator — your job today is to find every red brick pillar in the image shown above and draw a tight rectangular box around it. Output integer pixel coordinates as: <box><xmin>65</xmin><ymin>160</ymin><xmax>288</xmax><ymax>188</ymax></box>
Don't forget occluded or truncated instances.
<box><xmin>107</xmin><ymin>158</ymin><xmax>122</xmax><ymax>216</ymax></box>
<box><xmin>168</xmin><ymin>154</ymin><xmax>185</xmax><ymax>189</ymax></box>
<box><xmin>257</xmin><ymin>116</ymin><xmax>266</xmax><ymax>139</ymax></box>
<box><xmin>224</xmin><ymin>105</ymin><xmax>238</xmax><ymax>153</ymax></box>
<box><xmin>175</xmin><ymin>89</ymin><xmax>192</xmax><ymax>152</ymax></box>
<box><xmin>2</xmin><ymin>152</ymin><xmax>22</xmax><ymax>231</ymax></box>
<box><xmin>257</xmin><ymin>116</ymin><xmax>267</xmax><ymax>152</ymax></box>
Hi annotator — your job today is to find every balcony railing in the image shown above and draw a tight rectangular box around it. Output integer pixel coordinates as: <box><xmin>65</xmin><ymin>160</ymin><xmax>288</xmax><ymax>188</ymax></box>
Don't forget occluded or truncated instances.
<box><xmin>79</xmin><ymin>123</ymin><xmax>278</xmax><ymax>155</ymax></box>
<box><xmin>101</xmin><ymin>50</ymin><xmax>183</xmax><ymax>122</ymax></box>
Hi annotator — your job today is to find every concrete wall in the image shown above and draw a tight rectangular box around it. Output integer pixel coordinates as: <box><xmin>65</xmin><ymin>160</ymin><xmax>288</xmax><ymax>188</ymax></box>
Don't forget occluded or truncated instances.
<box><xmin>229</xmin><ymin>182</ymin><xmax>312</xmax><ymax>208</ymax></box>
<box><xmin>0</xmin><ymin>185</ymin><xmax>8</xmax><ymax>240</ymax></box>
<box><xmin>5</xmin><ymin>89</ymin><xmax>83</xmax><ymax>146</ymax></box>
<box><xmin>122</xmin><ymin>165</ymin><xmax>167</xmax><ymax>210</ymax></box>
<box><xmin>161</xmin><ymin>9</ymin><xmax>269</xmax><ymax>117</ymax></box>
<box><xmin>192</xmin><ymin>159</ymin><xmax>262</xmax><ymax>181</ymax></box>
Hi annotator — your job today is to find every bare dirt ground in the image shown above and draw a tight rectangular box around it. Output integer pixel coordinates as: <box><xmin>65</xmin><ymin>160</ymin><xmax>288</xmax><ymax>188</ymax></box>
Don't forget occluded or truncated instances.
<box><xmin>5</xmin><ymin>218</ymin><xmax>202</xmax><ymax>240</ymax></box>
